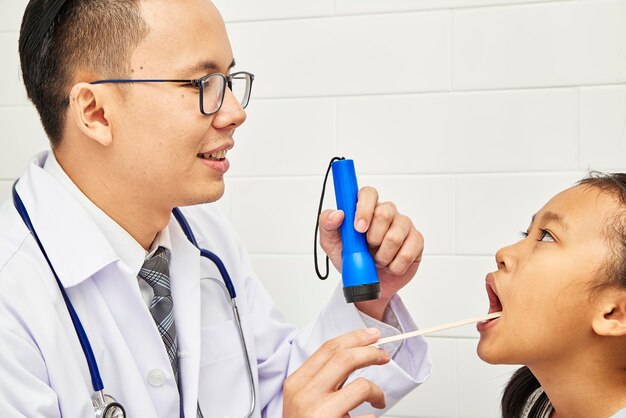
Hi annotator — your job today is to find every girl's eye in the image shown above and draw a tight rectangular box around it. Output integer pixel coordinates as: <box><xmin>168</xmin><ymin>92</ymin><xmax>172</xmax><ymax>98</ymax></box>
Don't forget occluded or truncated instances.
<box><xmin>519</xmin><ymin>230</ymin><xmax>555</xmax><ymax>242</ymax></box>
<box><xmin>539</xmin><ymin>230</ymin><xmax>555</xmax><ymax>242</ymax></box>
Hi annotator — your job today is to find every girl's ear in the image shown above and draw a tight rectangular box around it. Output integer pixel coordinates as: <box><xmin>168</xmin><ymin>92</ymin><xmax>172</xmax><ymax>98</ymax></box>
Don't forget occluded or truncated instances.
<box><xmin>592</xmin><ymin>291</ymin><xmax>626</xmax><ymax>337</ymax></box>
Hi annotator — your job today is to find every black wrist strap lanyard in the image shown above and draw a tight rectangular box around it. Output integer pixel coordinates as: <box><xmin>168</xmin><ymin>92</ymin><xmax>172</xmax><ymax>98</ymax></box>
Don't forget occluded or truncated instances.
<box><xmin>313</xmin><ymin>156</ymin><xmax>345</xmax><ymax>280</ymax></box>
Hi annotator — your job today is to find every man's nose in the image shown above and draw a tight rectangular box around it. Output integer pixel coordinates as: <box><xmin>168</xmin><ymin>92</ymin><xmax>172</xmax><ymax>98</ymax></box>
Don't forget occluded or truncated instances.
<box><xmin>212</xmin><ymin>88</ymin><xmax>247</xmax><ymax>129</ymax></box>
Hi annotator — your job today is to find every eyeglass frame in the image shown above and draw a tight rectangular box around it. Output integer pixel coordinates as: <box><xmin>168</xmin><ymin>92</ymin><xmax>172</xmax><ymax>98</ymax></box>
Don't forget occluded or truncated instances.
<box><xmin>87</xmin><ymin>71</ymin><xmax>255</xmax><ymax>116</ymax></box>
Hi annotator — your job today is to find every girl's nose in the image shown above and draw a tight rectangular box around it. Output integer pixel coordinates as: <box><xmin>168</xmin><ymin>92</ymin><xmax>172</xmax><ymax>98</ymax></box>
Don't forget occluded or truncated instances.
<box><xmin>495</xmin><ymin>244</ymin><xmax>517</xmax><ymax>273</ymax></box>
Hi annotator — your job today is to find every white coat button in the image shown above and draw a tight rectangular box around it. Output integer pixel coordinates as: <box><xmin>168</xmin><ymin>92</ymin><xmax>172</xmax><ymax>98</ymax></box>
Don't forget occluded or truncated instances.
<box><xmin>148</xmin><ymin>369</ymin><xmax>166</xmax><ymax>386</ymax></box>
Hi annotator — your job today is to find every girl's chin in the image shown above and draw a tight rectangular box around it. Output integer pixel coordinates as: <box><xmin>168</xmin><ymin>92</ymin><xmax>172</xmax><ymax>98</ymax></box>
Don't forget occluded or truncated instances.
<box><xmin>476</xmin><ymin>339</ymin><xmax>513</xmax><ymax>365</ymax></box>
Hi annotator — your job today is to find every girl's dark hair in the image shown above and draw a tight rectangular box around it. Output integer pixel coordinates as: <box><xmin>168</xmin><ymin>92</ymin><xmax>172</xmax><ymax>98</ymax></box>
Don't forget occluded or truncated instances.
<box><xmin>502</xmin><ymin>366</ymin><xmax>545</xmax><ymax>418</ymax></box>
<box><xmin>501</xmin><ymin>172</ymin><xmax>626</xmax><ymax>417</ymax></box>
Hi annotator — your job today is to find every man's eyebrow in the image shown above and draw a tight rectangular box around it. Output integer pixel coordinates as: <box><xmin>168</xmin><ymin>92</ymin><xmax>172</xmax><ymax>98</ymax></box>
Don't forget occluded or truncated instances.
<box><xmin>531</xmin><ymin>211</ymin><xmax>568</xmax><ymax>230</ymax></box>
<box><xmin>179</xmin><ymin>59</ymin><xmax>237</xmax><ymax>77</ymax></box>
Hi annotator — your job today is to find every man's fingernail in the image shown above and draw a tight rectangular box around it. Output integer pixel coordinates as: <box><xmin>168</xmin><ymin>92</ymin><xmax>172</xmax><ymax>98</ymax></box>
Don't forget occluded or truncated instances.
<box><xmin>356</xmin><ymin>219</ymin><xmax>367</xmax><ymax>232</ymax></box>
<box><xmin>328</xmin><ymin>210</ymin><xmax>338</xmax><ymax>221</ymax></box>
<box><xmin>365</xmin><ymin>327</ymin><xmax>380</xmax><ymax>336</ymax></box>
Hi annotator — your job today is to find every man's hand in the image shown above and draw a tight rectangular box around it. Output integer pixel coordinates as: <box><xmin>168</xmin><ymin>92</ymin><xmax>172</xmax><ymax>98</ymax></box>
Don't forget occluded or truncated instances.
<box><xmin>319</xmin><ymin>186</ymin><xmax>424</xmax><ymax>320</ymax></box>
<box><xmin>283</xmin><ymin>328</ymin><xmax>389</xmax><ymax>418</ymax></box>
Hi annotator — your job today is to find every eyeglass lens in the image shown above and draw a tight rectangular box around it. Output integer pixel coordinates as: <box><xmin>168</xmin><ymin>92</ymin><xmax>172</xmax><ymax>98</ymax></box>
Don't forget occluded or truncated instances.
<box><xmin>201</xmin><ymin>73</ymin><xmax>251</xmax><ymax>115</ymax></box>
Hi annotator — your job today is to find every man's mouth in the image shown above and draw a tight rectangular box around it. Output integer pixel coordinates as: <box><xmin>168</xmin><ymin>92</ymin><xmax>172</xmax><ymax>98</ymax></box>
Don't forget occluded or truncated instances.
<box><xmin>198</xmin><ymin>150</ymin><xmax>228</xmax><ymax>161</ymax></box>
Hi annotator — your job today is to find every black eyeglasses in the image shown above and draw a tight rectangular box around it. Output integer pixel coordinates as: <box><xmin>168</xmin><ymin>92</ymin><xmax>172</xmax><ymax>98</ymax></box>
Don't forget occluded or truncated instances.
<box><xmin>89</xmin><ymin>71</ymin><xmax>254</xmax><ymax>116</ymax></box>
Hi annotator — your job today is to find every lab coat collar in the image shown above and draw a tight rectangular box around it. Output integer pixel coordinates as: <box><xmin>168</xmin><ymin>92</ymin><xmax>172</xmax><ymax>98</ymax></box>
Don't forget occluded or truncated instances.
<box><xmin>147</xmin><ymin>227</ymin><xmax>172</xmax><ymax>258</ymax></box>
<box><xmin>42</xmin><ymin>151</ymin><xmax>151</xmax><ymax>281</ymax></box>
<box><xmin>15</xmin><ymin>152</ymin><xmax>119</xmax><ymax>288</ymax></box>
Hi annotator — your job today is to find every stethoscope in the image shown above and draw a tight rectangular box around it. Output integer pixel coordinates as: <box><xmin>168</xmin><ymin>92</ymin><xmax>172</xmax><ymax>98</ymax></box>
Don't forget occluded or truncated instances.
<box><xmin>12</xmin><ymin>181</ymin><xmax>257</xmax><ymax>418</ymax></box>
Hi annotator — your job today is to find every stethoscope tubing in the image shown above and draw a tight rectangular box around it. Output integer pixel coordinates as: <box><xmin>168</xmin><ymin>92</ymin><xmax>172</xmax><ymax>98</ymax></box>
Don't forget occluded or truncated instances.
<box><xmin>12</xmin><ymin>181</ymin><xmax>105</xmax><ymax>392</ymax></box>
<box><xmin>174</xmin><ymin>207</ymin><xmax>255</xmax><ymax>417</ymax></box>
<box><xmin>200</xmin><ymin>277</ymin><xmax>256</xmax><ymax>418</ymax></box>
<box><xmin>172</xmin><ymin>208</ymin><xmax>237</xmax><ymax>299</ymax></box>
<box><xmin>13</xmin><ymin>182</ymin><xmax>256</xmax><ymax>417</ymax></box>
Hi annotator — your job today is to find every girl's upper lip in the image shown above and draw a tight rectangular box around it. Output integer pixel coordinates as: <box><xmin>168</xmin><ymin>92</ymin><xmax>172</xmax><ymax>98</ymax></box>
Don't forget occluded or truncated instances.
<box><xmin>486</xmin><ymin>272</ymin><xmax>504</xmax><ymax>313</ymax></box>
<box><xmin>486</xmin><ymin>272</ymin><xmax>499</xmax><ymax>296</ymax></box>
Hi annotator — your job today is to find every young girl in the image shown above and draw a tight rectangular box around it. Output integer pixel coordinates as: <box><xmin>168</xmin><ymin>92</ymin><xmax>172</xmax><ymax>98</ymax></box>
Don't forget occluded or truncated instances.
<box><xmin>477</xmin><ymin>173</ymin><xmax>626</xmax><ymax>418</ymax></box>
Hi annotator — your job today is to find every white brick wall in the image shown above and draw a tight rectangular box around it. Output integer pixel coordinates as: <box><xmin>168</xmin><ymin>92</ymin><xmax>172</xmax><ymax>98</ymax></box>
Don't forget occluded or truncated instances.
<box><xmin>2</xmin><ymin>1</ymin><xmax>625</xmax><ymax>417</ymax></box>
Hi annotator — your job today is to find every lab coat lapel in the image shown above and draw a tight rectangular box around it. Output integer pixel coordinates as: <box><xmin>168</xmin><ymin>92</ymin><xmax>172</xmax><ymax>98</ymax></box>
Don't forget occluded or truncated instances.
<box><xmin>15</xmin><ymin>152</ymin><xmax>119</xmax><ymax>287</ymax></box>
<box><xmin>90</xmin><ymin>260</ymin><xmax>174</xmax><ymax>417</ymax></box>
<box><xmin>169</xmin><ymin>217</ymin><xmax>202</xmax><ymax>418</ymax></box>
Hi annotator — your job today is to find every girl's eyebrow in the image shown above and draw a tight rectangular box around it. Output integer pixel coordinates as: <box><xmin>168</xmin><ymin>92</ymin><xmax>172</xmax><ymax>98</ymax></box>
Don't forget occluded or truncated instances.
<box><xmin>531</xmin><ymin>211</ymin><xmax>569</xmax><ymax>231</ymax></box>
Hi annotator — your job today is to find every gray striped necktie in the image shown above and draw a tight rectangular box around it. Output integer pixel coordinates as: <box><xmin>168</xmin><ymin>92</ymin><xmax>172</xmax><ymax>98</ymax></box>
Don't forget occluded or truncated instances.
<box><xmin>139</xmin><ymin>246</ymin><xmax>179</xmax><ymax>380</ymax></box>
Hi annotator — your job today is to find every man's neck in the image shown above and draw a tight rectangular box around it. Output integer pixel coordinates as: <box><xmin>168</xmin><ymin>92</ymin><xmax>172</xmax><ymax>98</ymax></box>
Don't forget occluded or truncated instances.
<box><xmin>531</xmin><ymin>350</ymin><xmax>626</xmax><ymax>418</ymax></box>
<box><xmin>54</xmin><ymin>150</ymin><xmax>170</xmax><ymax>251</ymax></box>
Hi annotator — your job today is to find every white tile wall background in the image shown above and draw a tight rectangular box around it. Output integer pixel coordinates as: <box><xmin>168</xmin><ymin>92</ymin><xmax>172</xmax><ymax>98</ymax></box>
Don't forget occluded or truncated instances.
<box><xmin>1</xmin><ymin>0</ymin><xmax>625</xmax><ymax>417</ymax></box>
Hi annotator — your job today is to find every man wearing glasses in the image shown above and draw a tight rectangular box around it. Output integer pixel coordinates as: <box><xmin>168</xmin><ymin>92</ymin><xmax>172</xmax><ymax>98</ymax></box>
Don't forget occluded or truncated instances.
<box><xmin>0</xmin><ymin>0</ymin><xmax>431</xmax><ymax>417</ymax></box>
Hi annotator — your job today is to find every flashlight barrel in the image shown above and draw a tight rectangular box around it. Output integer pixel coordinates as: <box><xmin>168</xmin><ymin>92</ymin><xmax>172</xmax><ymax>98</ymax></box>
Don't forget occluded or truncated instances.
<box><xmin>331</xmin><ymin>159</ymin><xmax>380</xmax><ymax>303</ymax></box>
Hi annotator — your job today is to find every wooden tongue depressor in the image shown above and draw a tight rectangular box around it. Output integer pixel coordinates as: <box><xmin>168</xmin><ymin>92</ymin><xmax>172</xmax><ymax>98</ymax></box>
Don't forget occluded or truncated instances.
<box><xmin>371</xmin><ymin>312</ymin><xmax>502</xmax><ymax>346</ymax></box>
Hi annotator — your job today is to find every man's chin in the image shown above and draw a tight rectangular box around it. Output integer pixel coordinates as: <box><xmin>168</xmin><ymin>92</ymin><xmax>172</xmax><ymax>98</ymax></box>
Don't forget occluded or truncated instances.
<box><xmin>176</xmin><ymin>185</ymin><xmax>225</xmax><ymax>207</ymax></box>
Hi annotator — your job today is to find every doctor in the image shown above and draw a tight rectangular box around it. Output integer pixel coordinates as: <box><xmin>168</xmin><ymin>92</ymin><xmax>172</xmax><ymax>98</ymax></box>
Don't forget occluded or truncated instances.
<box><xmin>0</xmin><ymin>0</ymin><xmax>431</xmax><ymax>417</ymax></box>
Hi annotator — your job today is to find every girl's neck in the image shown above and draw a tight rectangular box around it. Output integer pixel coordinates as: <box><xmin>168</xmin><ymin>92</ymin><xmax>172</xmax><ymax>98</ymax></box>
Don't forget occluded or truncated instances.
<box><xmin>531</xmin><ymin>354</ymin><xmax>626</xmax><ymax>418</ymax></box>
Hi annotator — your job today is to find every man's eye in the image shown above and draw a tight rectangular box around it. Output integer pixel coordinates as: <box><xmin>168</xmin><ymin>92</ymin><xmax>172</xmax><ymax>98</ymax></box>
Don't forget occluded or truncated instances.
<box><xmin>183</xmin><ymin>80</ymin><xmax>201</xmax><ymax>89</ymax></box>
<box><xmin>539</xmin><ymin>230</ymin><xmax>555</xmax><ymax>242</ymax></box>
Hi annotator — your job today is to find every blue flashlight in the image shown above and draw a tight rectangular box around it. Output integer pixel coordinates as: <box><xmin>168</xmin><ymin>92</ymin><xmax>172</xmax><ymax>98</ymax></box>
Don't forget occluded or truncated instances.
<box><xmin>331</xmin><ymin>159</ymin><xmax>380</xmax><ymax>303</ymax></box>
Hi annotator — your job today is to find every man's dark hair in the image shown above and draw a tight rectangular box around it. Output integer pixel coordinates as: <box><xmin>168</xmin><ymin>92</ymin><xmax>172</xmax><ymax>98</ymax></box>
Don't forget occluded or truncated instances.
<box><xmin>19</xmin><ymin>0</ymin><xmax>148</xmax><ymax>148</ymax></box>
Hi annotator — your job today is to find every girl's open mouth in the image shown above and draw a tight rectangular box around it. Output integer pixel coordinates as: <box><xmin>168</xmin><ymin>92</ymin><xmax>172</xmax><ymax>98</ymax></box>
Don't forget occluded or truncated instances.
<box><xmin>477</xmin><ymin>274</ymin><xmax>503</xmax><ymax>332</ymax></box>
<box><xmin>486</xmin><ymin>280</ymin><xmax>503</xmax><ymax>315</ymax></box>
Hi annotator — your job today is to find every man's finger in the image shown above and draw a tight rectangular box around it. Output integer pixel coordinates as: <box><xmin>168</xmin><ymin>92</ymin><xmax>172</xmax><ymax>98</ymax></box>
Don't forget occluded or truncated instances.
<box><xmin>308</xmin><ymin>346</ymin><xmax>390</xmax><ymax>393</ymax></box>
<box><xmin>373</xmin><ymin>215</ymin><xmax>412</xmax><ymax>268</ymax></box>
<box><xmin>285</xmin><ymin>328</ymin><xmax>381</xmax><ymax>392</ymax></box>
<box><xmin>319</xmin><ymin>209</ymin><xmax>344</xmax><ymax>232</ymax></box>
<box><xmin>318</xmin><ymin>209</ymin><xmax>344</xmax><ymax>257</ymax></box>
<box><xmin>330</xmin><ymin>377</ymin><xmax>386</xmax><ymax>412</ymax></box>
<box><xmin>387</xmin><ymin>227</ymin><xmax>424</xmax><ymax>275</ymax></box>
<box><xmin>366</xmin><ymin>202</ymin><xmax>397</xmax><ymax>248</ymax></box>
<box><xmin>354</xmin><ymin>187</ymin><xmax>379</xmax><ymax>233</ymax></box>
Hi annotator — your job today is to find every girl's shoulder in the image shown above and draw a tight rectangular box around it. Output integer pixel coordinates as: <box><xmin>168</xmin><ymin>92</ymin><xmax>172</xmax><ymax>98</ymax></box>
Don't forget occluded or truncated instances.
<box><xmin>522</xmin><ymin>389</ymin><xmax>626</xmax><ymax>418</ymax></box>
<box><xmin>522</xmin><ymin>387</ymin><xmax>552</xmax><ymax>418</ymax></box>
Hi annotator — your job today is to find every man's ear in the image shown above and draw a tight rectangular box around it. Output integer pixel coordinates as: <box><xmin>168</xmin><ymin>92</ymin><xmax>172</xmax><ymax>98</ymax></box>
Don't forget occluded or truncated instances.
<box><xmin>592</xmin><ymin>290</ymin><xmax>626</xmax><ymax>337</ymax></box>
<box><xmin>68</xmin><ymin>82</ymin><xmax>113</xmax><ymax>146</ymax></box>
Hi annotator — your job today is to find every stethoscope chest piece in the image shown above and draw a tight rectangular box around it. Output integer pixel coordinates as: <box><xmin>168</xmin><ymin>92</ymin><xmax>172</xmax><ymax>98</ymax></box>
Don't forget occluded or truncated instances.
<box><xmin>92</xmin><ymin>392</ymin><xmax>125</xmax><ymax>418</ymax></box>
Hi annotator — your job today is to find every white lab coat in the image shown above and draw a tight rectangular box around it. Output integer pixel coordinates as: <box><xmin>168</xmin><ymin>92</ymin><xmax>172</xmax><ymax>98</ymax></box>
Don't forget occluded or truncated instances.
<box><xmin>0</xmin><ymin>152</ymin><xmax>431</xmax><ymax>418</ymax></box>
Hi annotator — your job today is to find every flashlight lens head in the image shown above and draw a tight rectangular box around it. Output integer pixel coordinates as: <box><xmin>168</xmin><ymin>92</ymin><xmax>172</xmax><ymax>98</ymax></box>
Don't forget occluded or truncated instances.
<box><xmin>343</xmin><ymin>282</ymin><xmax>380</xmax><ymax>303</ymax></box>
